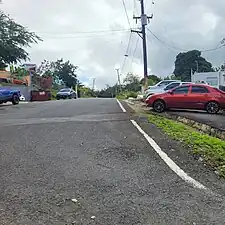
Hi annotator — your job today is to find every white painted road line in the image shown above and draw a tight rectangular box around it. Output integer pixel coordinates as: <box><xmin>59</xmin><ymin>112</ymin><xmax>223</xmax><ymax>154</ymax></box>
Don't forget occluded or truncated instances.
<box><xmin>116</xmin><ymin>99</ymin><xmax>126</xmax><ymax>113</ymax></box>
<box><xmin>131</xmin><ymin>119</ymin><xmax>208</xmax><ymax>191</ymax></box>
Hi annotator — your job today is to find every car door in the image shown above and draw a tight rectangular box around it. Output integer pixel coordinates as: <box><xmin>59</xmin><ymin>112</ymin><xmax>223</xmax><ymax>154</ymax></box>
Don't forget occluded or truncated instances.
<box><xmin>166</xmin><ymin>86</ymin><xmax>190</xmax><ymax>108</ymax></box>
<box><xmin>188</xmin><ymin>85</ymin><xmax>210</xmax><ymax>109</ymax></box>
<box><xmin>0</xmin><ymin>89</ymin><xmax>11</xmax><ymax>101</ymax></box>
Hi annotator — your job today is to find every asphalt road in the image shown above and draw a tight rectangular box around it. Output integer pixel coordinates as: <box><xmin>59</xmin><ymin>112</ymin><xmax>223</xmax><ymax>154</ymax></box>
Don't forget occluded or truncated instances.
<box><xmin>0</xmin><ymin>99</ymin><xmax>225</xmax><ymax>225</ymax></box>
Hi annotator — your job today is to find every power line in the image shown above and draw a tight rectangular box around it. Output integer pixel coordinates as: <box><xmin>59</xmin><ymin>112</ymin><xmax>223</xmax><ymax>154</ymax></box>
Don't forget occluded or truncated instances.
<box><xmin>146</xmin><ymin>27</ymin><xmax>187</xmax><ymax>51</ymax></box>
<box><xmin>121</xmin><ymin>31</ymin><xmax>132</xmax><ymax>73</ymax></box>
<box><xmin>131</xmin><ymin>37</ymin><xmax>139</xmax><ymax>66</ymax></box>
<box><xmin>121</xmin><ymin>0</ymin><xmax>132</xmax><ymax>29</ymax></box>
<box><xmin>146</xmin><ymin>27</ymin><xmax>225</xmax><ymax>53</ymax></box>
<box><xmin>39</xmin><ymin>30</ymin><xmax>130</xmax><ymax>39</ymax></box>
<box><xmin>36</xmin><ymin>29</ymin><xmax>130</xmax><ymax>35</ymax></box>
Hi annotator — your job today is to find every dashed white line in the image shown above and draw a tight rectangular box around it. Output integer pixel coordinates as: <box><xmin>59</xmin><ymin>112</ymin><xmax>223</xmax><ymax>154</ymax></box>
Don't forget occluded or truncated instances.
<box><xmin>130</xmin><ymin>119</ymin><xmax>208</xmax><ymax>191</ymax></box>
<box><xmin>116</xmin><ymin>99</ymin><xmax>126</xmax><ymax>113</ymax></box>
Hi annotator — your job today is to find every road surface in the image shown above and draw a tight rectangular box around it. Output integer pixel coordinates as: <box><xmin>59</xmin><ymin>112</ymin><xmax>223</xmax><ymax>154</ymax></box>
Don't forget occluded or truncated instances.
<box><xmin>0</xmin><ymin>99</ymin><xmax>224</xmax><ymax>225</ymax></box>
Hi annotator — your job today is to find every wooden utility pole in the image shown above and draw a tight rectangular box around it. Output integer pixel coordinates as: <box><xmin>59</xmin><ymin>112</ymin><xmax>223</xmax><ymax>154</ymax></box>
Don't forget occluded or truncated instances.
<box><xmin>115</xmin><ymin>68</ymin><xmax>121</xmax><ymax>93</ymax></box>
<box><xmin>132</xmin><ymin>0</ymin><xmax>153</xmax><ymax>90</ymax></box>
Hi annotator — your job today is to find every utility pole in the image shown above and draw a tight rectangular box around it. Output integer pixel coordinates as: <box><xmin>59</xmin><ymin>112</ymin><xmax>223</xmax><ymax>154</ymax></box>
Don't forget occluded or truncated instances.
<box><xmin>132</xmin><ymin>0</ymin><xmax>153</xmax><ymax>90</ymax></box>
<box><xmin>115</xmin><ymin>68</ymin><xmax>121</xmax><ymax>93</ymax></box>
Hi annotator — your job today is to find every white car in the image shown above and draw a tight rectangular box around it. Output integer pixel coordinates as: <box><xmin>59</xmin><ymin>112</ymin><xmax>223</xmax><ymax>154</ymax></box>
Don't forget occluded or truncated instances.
<box><xmin>146</xmin><ymin>80</ymin><xmax>181</xmax><ymax>90</ymax></box>
<box><xmin>146</xmin><ymin>82</ymin><xmax>192</xmax><ymax>99</ymax></box>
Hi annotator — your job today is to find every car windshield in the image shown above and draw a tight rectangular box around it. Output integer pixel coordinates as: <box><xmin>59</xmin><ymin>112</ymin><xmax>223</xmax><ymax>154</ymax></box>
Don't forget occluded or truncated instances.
<box><xmin>60</xmin><ymin>89</ymin><xmax>70</xmax><ymax>92</ymax></box>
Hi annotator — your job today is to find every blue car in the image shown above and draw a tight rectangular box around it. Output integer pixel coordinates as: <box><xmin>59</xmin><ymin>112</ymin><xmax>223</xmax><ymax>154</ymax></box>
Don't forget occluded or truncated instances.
<box><xmin>0</xmin><ymin>88</ymin><xmax>21</xmax><ymax>105</ymax></box>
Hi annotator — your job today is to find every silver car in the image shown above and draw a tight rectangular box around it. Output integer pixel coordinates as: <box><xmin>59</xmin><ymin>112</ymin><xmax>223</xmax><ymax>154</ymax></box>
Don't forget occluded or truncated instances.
<box><xmin>56</xmin><ymin>88</ymin><xmax>77</xmax><ymax>100</ymax></box>
<box><xmin>146</xmin><ymin>82</ymin><xmax>192</xmax><ymax>98</ymax></box>
<box><xmin>146</xmin><ymin>80</ymin><xmax>181</xmax><ymax>90</ymax></box>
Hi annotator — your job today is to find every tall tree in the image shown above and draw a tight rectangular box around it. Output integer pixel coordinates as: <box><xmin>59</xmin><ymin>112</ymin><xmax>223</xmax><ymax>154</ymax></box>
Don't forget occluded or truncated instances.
<box><xmin>53</xmin><ymin>59</ymin><xmax>78</xmax><ymax>88</ymax></box>
<box><xmin>140</xmin><ymin>74</ymin><xmax>161</xmax><ymax>86</ymax></box>
<box><xmin>213</xmin><ymin>64</ymin><xmax>225</xmax><ymax>72</ymax></box>
<box><xmin>173</xmin><ymin>50</ymin><xmax>213</xmax><ymax>81</ymax></box>
<box><xmin>36</xmin><ymin>59</ymin><xmax>78</xmax><ymax>88</ymax></box>
<box><xmin>0</xmin><ymin>11</ymin><xmax>42</xmax><ymax>69</ymax></box>
<box><xmin>123</xmin><ymin>73</ymin><xmax>141</xmax><ymax>92</ymax></box>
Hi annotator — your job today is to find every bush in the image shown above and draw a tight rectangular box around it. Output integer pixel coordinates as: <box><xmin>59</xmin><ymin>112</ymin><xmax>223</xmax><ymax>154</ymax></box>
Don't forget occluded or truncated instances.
<box><xmin>116</xmin><ymin>91</ymin><xmax>138</xmax><ymax>99</ymax></box>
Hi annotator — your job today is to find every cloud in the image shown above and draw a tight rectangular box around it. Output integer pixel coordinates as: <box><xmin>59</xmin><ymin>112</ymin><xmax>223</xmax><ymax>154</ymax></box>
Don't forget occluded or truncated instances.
<box><xmin>1</xmin><ymin>0</ymin><xmax>225</xmax><ymax>89</ymax></box>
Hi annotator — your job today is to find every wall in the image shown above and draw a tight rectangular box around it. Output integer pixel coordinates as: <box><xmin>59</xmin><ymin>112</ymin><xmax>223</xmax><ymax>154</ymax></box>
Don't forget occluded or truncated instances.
<box><xmin>0</xmin><ymin>71</ymin><xmax>11</xmax><ymax>78</ymax></box>
<box><xmin>191</xmin><ymin>72</ymin><xmax>220</xmax><ymax>87</ymax></box>
<box><xmin>0</xmin><ymin>85</ymin><xmax>31</xmax><ymax>101</ymax></box>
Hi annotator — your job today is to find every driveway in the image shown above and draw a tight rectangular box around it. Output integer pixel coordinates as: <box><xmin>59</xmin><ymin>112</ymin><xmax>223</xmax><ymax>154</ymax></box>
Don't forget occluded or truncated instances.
<box><xmin>0</xmin><ymin>99</ymin><xmax>225</xmax><ymax>224</ymax></box>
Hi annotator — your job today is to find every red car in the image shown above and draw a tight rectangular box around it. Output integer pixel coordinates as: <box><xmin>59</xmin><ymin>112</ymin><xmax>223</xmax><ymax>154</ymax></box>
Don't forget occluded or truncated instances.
<box><xmin>145</xmin><ymin>84</ymin><xmax>225</xmax><ymax>114</ymax></box>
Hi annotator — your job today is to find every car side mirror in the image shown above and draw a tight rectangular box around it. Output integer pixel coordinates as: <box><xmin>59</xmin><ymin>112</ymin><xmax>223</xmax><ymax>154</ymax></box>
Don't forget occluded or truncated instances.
<box><xmin>168</xmin><ymin>90</ymin><xmax>173</xmax><ymax>94</ymax></box>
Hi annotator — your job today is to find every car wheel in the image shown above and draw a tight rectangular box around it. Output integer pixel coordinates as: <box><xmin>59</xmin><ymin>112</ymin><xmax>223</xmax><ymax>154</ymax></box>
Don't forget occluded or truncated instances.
<box><xmin>205</xmin><ymin>101</ymin><xmax>220</xmax><ymax>114</ymax></box>
<box><xmin>12</xmin><ymin>94</ymin><xmax>19</xmax><ymax>105</ymax></box>
<box><xmin>153</xmin><ymin>100</ymin><xmax>166</xmax><ymax>113</ymax></box>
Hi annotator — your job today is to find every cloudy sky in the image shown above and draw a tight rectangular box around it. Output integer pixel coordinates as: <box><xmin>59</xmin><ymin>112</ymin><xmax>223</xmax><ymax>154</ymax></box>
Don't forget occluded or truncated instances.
<box><xmin>1</xmin><ymin>0</ymin><xmax>225</xmax><ymax>89</ymax></box>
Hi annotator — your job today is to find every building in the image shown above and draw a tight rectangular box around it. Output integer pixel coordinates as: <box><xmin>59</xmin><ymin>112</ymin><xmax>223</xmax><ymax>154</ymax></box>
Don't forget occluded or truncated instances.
<box><xmin>191</xmin><ymin>71</ymin><xmax>225</xmax><ymax>90</ymax></box>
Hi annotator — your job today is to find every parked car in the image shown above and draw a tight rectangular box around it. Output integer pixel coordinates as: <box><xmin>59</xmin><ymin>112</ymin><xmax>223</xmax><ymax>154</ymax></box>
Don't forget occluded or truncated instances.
<box><xmin>56</xmin><ymin>88</ymin><xmax>76</xmax><ymax>100</ymax></box>
<box><xmin>146</xmin><ymin>80</ymin><xmax>181</xmax><ymax>90</ymax></box>
<box><xmin>143</xmin><ymin>80</ymin><xmax>181</xmax><ymax>99</ymax></box>
<box><xmin>145</xmin><ymin>84</ymin><xmax>225</xmax><ymax>114</ymax></box>
<box><xmin>0</xmin><ymin>88</ymin><xmax>20</xmax><ymax>105</ymax></box>
<box><xmin>145</xmin><ymin>82</ymin><xmax>192</xmax><ymax>98</ymax></box>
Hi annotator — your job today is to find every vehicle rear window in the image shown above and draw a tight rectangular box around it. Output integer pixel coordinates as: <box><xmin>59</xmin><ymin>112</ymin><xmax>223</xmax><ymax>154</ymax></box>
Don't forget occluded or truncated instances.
<box><xmin>191</xmin><ymin>86</ymin><xmax>209</xmax><ymax>93</ymax></box>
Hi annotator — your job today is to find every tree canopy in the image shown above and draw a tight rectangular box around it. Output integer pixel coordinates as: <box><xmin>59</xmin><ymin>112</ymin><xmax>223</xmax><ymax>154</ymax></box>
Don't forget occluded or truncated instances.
<box><xmin>0</xmin><ymin>11</ymin><xmax>42</xmax><ymax>69</ymax></box>
<box><xmin>173</xmin><ymin>50</ymin><xmax>214</xmax><ymax>81</ymax></box>
<box><xmin>123</xmin><ymin>73</ymin><xmax>141</xmax><ymax>92</ymax></box>
<box><xmin>36</xmin><ymin>59</ymin><xmax>78</xmax><ymax>89</ymax></box>
<box><xmin>140</xmin><ymin>74</ymin><xmax>161</xmax><ymax>86</ymax></box>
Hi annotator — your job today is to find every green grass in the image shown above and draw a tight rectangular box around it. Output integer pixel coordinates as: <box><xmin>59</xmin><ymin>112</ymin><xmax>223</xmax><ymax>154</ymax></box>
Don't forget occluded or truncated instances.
<box><xmin>148</xmin><ymin>114</ymin><xmax>225</xmax><ymax>177</ymax></box>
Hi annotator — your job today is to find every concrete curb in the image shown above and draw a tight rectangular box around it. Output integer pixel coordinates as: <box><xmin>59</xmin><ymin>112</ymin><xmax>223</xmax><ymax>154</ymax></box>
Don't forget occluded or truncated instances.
<box><xmin>126</xmin><ymin>100</ymin><xmax>225</xmax><ymax>140</ymax></box>
<box><xmin>152</xmin><ymin>112</ymin><xmax>225</xmax><ymax>140</ymax></box>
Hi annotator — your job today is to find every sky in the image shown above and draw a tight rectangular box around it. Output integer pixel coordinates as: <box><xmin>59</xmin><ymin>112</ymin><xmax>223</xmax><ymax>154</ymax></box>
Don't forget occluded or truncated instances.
<box><xmin>1</xmin><ymin>0</ymin><xmax>225</xmax><ymax>89</ymax></box>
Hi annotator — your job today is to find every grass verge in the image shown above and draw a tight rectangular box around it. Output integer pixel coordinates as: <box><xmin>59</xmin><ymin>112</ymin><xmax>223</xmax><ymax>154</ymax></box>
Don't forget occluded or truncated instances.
<box><xmin>148</xmin><ymin>113</ymin><xmax>225</xmax><ymax>177</ymax></box>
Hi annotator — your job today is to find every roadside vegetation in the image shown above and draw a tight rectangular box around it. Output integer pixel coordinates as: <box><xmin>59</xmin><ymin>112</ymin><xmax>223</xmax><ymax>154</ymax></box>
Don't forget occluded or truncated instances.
<box><xmin>116</xmin><ymin>91</ymin><xmax>138</xmax><ymax>99</ymax></box>
<box><xmin>148</xmin><ymin>113</ymin><xmax>225</xmax><ymax>177</ymax></box>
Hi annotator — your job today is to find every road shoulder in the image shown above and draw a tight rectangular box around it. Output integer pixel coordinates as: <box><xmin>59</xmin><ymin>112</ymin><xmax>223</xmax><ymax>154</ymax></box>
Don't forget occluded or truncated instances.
<box><xmin>121</xmin><ymin>100</ymin><xmax>225</xmax><ymax>196</ymax></box>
